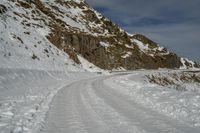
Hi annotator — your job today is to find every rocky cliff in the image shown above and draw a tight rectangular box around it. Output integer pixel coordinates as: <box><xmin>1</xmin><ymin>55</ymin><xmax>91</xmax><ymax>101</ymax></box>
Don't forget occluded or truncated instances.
<box><xmin>0</xmin><ymin>0</ymin><xmax>199</xmax><ymax>70</ymax></box>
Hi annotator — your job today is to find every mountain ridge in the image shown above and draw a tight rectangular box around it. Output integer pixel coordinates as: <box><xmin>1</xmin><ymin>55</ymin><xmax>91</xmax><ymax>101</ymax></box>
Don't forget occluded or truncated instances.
<box><xmin>0</xmin><ymin>0</ymin><xmax>199</xmax><ymax>70</ymax></box>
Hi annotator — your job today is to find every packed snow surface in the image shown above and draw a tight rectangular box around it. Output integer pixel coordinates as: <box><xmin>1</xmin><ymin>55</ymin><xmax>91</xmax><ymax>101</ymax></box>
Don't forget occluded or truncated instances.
<box><xmin>0</xmin><ymin>68</ymin><xmax>95</xmax><ymax>133</ymax></box>
<box><xmin>1</xmin><ymin>68</ymin><xmax>200</xmax><ymax>133</ymax></box>
<box><xmin>40</xmin><ymin>70</ymin><xmax>200</xmax><ymax>133</ymax></box>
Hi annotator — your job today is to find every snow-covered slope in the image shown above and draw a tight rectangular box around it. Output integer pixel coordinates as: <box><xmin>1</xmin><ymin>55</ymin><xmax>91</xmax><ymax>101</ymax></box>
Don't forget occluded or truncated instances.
<box><xmin>0</xmin><ymin>0</ymin><xmax>83</xmax><ymax>71</ymax></box>
<box><xmin>0</xmin><ymin>0</ymin><xmax>199</xmax><ymax>71</ymax></box>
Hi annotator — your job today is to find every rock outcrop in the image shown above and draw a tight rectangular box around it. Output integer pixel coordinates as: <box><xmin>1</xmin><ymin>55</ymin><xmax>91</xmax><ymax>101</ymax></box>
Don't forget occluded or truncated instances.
<box><xmin>1</xmin><ymin>0</ymin><xmax>199</xmax><ymax>70</ymax></box>
<box><xmin>0</xmin><ymin>4</ymin><xmax>7</xmax><ymax>14</ymax></box>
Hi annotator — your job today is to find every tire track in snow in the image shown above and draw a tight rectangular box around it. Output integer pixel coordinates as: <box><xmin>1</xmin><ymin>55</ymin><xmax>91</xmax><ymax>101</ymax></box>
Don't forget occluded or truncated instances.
<box><xmin>42</xmin><ymin>74</ymin><xmax>200</xmax><ymax>133</ymax></box>
<box><xmin>92</xmin><ymin>75</ymin><xmax>200</xmax><ymax>133</ymax></box>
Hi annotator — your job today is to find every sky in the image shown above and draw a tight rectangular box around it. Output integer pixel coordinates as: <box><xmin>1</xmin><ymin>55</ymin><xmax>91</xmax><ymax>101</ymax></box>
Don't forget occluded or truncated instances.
<box><xmin>86</xmin><ymin>0</ymin><xmax>200</xmax><ymax>63</ymax></box>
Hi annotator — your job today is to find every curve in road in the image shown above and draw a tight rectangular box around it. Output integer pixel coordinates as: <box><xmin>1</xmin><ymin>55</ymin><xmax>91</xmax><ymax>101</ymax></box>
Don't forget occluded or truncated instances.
<box><xmin>41</xmin><ymin>74</ymin><xmax>200</xmax><ymax>133</ymax></box>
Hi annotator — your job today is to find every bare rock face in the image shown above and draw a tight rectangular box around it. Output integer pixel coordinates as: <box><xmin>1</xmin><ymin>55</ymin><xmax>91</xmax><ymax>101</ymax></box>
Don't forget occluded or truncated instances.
<box><xmin>0</xmin><ymin>4</ymin><xmax>7</xmax><ymax>14</ymax></box>
<box><xmin>44</xmin><ymin>0</ymin><xmax>199</xmax><ymax>70</ymax></box>
<box><xmin>2</xmin><ymin>0</ymin><xmax>199</xmax><ymax>70</ymax></box>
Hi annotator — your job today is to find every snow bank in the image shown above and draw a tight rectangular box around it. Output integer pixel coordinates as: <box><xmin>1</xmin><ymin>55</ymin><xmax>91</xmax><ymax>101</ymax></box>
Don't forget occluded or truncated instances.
<box><xmin>0</xmin><ymin>68</ymin><xmax>95</xmax><ymax>133</ymax></box>
<box><xmin>104</xmin><ymin>70</ymin><xmax>200</xmax><ymax>128</ymax></box>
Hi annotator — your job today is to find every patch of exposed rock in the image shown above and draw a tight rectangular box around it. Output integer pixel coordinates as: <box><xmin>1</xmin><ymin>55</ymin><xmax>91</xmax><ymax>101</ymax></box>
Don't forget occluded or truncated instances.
<box><xmin>4</xmin><ymin>0</ymin><xmax>199</xmax><ymax>70</ymax></box>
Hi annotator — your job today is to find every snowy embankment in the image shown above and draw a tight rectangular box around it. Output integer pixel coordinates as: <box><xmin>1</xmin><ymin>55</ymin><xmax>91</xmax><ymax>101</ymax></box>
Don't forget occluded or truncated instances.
<box><xmin>105</xmin><ymin>70</ymin><xmax>200</xmax><ymax>128</ymax></box>
<box><xmin>0</xmin><ymin>68</ymin><xmax>95</xmax><ymax>133</ymax></box>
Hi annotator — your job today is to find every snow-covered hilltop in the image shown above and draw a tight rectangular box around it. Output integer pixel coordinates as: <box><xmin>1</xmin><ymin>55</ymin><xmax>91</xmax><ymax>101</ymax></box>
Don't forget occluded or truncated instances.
<box><xmin>0</xmin><ymin>0</ymin><xmax>199</xmax><ymax>71</ymax></box>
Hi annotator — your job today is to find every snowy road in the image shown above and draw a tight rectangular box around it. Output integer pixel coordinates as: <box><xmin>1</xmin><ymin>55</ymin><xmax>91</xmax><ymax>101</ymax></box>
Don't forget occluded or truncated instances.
<box><xmin>42</xmin><ymin>73</ymin><xmax>200</xmax><ymax>133</ymax></box>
